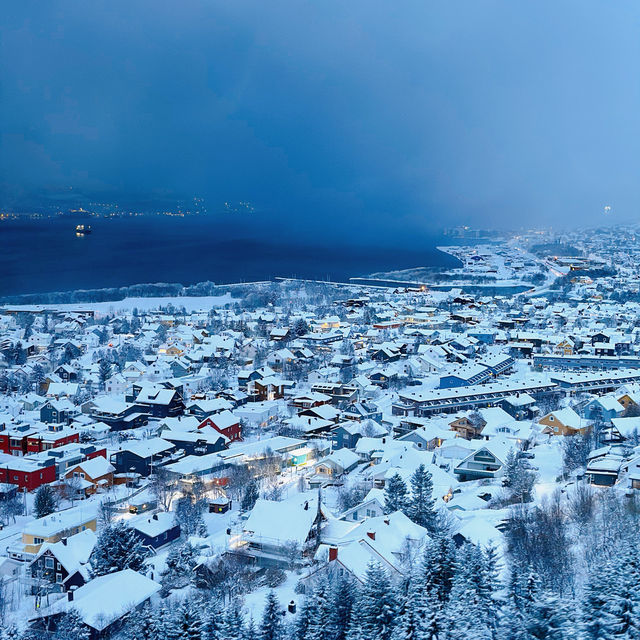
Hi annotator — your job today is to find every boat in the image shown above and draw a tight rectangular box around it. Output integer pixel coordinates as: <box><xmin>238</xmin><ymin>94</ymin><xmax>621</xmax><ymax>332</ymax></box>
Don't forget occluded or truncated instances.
<box><xmin>75</xmin><ymin>224</ymin><xmax>92</xmax><ymax>236</ymax></box>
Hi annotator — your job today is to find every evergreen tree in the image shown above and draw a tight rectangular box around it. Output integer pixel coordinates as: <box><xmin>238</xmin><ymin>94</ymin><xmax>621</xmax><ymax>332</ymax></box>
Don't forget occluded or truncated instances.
<box><xmin>241</xmin><ymin>479</ymin><xmax>260</xmax><ymax>512</ymax></box>
<box><xmin>503</xmin><ymin>449</ymin><xmax>536</xmax><ymax>503</ymax></box>
<box><xmin>525</xmin><ymin>590</ymin><xmax>574</xmax><ymax>640</ymax></box>
<box><xmin>201</xmin><ymin>598</ymin><xmax>226</xmax><ymax>640</ymax></box>
<box><xmin>129</xmin><ymin>603</ymin><xmax>160</xmax><ymax>640</ymax></box>
<box><xmin>391</xmin><ymin>573</ymin><xmax>428</xmax><ymax>640</ymax></box>
<box><xmin>423</xmin><ymin>536</ymin><xmax>456</xmax><ymax>604</ymax></box>
<box><xmin>443</xmin><ymin>544</ymin><xmax>494</xmax><ymax>640</ymax></box>
<box><xmin>162</xmin><ymin>541</ymin><xmax>198</xmax><ymax>591</ymax></box>
<box><xmin>357</xmin><ymin>562</ymin><xmax>398</xmax><ymax>640</ymax></box>
<box><xmin>34</xmin><ymin>484</ymin><xmax>57</xmax><ymax>519</ymax></box>
<box><xmin>56</xmin><ymin>609</ymin><xmax>90</xmax><ymax>640</ymax></box>
<box><xmin>305</xmin><ymin>578</ymin><xmax>332</xmax><ymax>640</ymax></box>
<box><xmin>221</xmin><ymin>599</ymin><xmax>246</xmax><ymax>640</ymax></box>
<box><xmin>167</xmin><ymin>597</ymin><xmax>203</xmax><ymax>640</ymax></box>
<box><xmin>295</xmin><ymin>591</ymin><xmax>317</xmax><ymax>640</ymax></box>
<box><xmin>407</xmin><ymin>464</ymin><xmax>437</xmax><ymax>532</ymax></box>
<box><xmin>245</xmin><ymin>617</ymin><xmax>258</xmax><ymax>640</ymax></box>
<box><xmin>30</xmin><ymin>363</ymin><xmax>45</xmax><ymax>390</ymax></box>
<box><xmin>582</xmin><ymin>560</ymin><xmax>614</xmax><ymax>640</ymax></box>
<box><xmin>91</xmin><ymin>521</ymin><xmax>149</xmax><ymax>576</ymax></box>
<box><xmin>98</xmin><ymin>360</ymin><xmax>111</xmax><ymax>388</ymax></box>
<box><xmin>326</xmin><ymin>575</ymin><xmax>358</xmax><ymax>640</ymax></box>
<box><xmin>260</xmin><ymin>591</ymin><xmax>283</xmax><ymax>640</ymax></box>
<box><xmin>384</xmin><ymin>473</ymin><xmax>409</xmax><ymax>514</ymax></box>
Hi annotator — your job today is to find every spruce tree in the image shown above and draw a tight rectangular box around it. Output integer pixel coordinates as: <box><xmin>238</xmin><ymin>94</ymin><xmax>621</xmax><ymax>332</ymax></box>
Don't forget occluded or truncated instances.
<box><xmin>326</xmin><ymin>575</ymin><xmax>358</xmax><ymax>640</ymax></box>
<box><xmin>201</xmin><ymin>598</ymin><xmax>226</xmax><ymax>640</ymax></box>
<box><xmin>407</xmin><ymin>464</ymin><xmax>437</xmax><ymax>532</ymax></box>
<box><xmin>34</xmin><ymin>485</ymin><xmax>57</xmax><ymax>519</ymax></box>
<box><xmin>56</xmin><ymin>609</ymin><xmax>90</xmax><ymax>640</ymax></box>
<box><xmin>525</xmin><ymin>590</ymin><xmax>574</xmax><ymax>640</ymax></box>
<box><xmin>443</xmin><ymin>544</ymin><xmax>493</xmax><ymax>640</ymax></box>
<box><xmin>129</xmin><ymin>603</ymin><xmax>159</xmax><ymax>640</ymax></box>
<box><xmin>384</xmin><ymin>473</ymin><xmax>409</xmax><ymax>514</ymax></box>
<box><xmin>245</xmin><ymin>617</ymin><xmax>258</xmax><ymax>640</ymax></box>
<box><xmin>295</xmin><ymin>591</ymin><xmax>317</xmax><ymax>640</ymax></box>
<box><xmin>306</xmin><ymin>578</ymin><xmax>331</xmax><ymax>640</ymax></box>
<box><xmin>391</xmin><ymin>573</ymin><xmax>427</xmax><ymax>640</ymax></box>
<box><xmin>221</xmin><ymin>600</ymin><xmax>246</xmax><ymax>640</ymax></box>
<box><xmin>260</xmin><ymin>591</ymin><xmax>283</xmax><ymax>640</ymax></box>
<box><xmin>91</xmin><ymin>521</ymin><xmax>149</xmax><ymax>576</ymax></box>
<box><xmin>358</xmin><ymin>562</ymin><xmax>398</xmax><ymax>640</ymax></box>
<box><xmin>170</xmin><ymin>597</ymin><xmax>203</xmax><ymax>640</ymax></box>
<box><xmin>242</xmin><ymin>479</ymin><xmax>260</xmax><ymax>512</ymax></box>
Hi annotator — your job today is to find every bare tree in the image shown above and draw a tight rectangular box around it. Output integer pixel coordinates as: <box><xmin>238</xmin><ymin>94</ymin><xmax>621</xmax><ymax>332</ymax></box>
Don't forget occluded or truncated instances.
<box><xmin>149</xmin><ymin>467</ymin><xmax>179</xmax><ymax>511</ymax></box>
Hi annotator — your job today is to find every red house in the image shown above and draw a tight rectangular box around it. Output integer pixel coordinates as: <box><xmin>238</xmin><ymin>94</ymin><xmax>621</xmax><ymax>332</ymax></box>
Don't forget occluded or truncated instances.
<box><xmin>26</xmin><ymin>426</ymin><xmax>80</xmax><ymax>454</ymax></box>
<box><xmin>0</xmin><ymin>427</ymin><xmax>38</xmax><ymax>456</ymax></box>
<box><xmin>0</xmin><ymin>454</ymin><xmax>56</xmax><ymax>491</ymax></box>
<box><xmin>198</xmin><ymin>410</ymin><xmax>242</xmax><ymax>442</ymax></box>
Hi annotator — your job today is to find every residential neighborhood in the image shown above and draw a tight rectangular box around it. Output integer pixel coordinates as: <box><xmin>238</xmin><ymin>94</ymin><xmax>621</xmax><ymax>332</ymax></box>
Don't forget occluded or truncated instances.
<box><xmin>0</xmin><ymin>228</ymin><xmax>640</xmax><ymax>638</ymax></box>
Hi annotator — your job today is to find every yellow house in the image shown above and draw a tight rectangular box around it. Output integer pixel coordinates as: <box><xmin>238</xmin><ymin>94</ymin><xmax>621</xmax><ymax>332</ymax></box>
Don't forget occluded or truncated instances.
<box><xmin>316</xmin><ymin>316</ymin><xmax>341</xmax><ymax>331</ymax></box>
<box><xmin>538</xmin><ymin>408</ymin><xmax>589</xmax><ymax>436</ymax></box>
<box><xmin>555</xmin><ymin>339</ymin><xmax>574</xmax><ymax>356</ymax></box>
<box><xmin>21</xmin><ymin>506</ymin><xmax>97</xmax><ymax>555</ymax></box>
<box><xmin>449</xmin><ymin>416</ymin><xmax>484</xmax><ymax>440</ymax></box>
<box><xmin>617</xmin><ymin>392</ymin><xmax>640</xmax><ymax>412</ymax></box>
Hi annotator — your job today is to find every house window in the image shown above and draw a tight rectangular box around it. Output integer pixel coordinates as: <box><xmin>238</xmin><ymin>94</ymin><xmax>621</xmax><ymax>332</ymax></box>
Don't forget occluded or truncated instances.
<box><xmin>56</xmin><ymin>573</ymin><xmax>62</xmax><ymax>584</ymax></box>
<box><xmin>34</xmin><ymin>538</ymin><xmax>44</xmax><ymax>545</ymax></box>
<box><xmin>45</xmin><ymin>557</ymin><xmax>54</xmax><ymax>569</ymax></box>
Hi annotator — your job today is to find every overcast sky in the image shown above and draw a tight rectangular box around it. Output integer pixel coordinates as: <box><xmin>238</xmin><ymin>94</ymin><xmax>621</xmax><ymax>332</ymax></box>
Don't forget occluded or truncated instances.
<box><xmin>2</xmin><ymin>1</ymin><xmax>639</xmax><ymax>239</ymax></box>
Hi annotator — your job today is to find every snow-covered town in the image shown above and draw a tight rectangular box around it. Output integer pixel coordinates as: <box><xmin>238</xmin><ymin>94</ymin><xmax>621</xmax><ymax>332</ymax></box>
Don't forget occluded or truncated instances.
<box><xmin>0</xmin><ymin>227</ymin><xmax>638</xmax><ymax>639</ymax></box>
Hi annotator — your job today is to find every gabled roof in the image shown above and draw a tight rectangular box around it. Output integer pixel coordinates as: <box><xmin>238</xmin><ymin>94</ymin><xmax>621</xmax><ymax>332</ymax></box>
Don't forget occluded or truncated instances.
<box><xmin>31</xmin><ymin>569</ymin><xmax>161</xmax><ymax>631</ymax></box>
<box><xmin>33</xmin><ymin>529</ymin><xmax>96</xmax><ymax>580</ymax></box>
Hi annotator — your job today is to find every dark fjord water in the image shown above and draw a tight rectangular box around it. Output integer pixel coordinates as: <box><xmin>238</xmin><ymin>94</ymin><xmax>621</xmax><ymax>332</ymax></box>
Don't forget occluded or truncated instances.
<box><xmin>0</xmin><ymin>216</ymin><xmax>458</xmax><ymax>296</ymax></box>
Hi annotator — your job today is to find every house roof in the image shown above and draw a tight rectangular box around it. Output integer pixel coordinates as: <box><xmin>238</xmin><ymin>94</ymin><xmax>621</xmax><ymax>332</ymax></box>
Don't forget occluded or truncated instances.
<box><xmin>132</xmin><ymin>511</ymin><xmax>177</xmax><ymax>538</ymax></box>
<box><xmin>67</xmin><ymin>456</ymin><xmax>115</xmax><ymax>479</ymax></box>
<box><xmin>33</xmin><ymin>529</ymin><xmax>96</xmax><ymax>580</ymax></box>
<box><xmin>32</xmin><ymin>569</ymin><xmax>161</xmax><ymax>631</ymax></box>
<box><xmin>244</xmin><ymin>493</ymin><xmax>319</xmax><ymax>545</ymax></box>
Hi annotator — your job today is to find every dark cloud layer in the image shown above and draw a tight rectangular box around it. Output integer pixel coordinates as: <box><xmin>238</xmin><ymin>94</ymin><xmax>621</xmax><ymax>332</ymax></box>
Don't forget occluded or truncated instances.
<box><xmin>2</xmin><ymin>1</ymin><xmax>639</xmax><ymax>241</ymax></box>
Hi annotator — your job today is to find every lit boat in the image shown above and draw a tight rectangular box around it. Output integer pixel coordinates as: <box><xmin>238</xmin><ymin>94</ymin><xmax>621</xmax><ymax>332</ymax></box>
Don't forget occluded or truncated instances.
<box><xmin>75</xmin><ymin>224</ymin><xmax>92</xmax><ymax>235</ymax></box>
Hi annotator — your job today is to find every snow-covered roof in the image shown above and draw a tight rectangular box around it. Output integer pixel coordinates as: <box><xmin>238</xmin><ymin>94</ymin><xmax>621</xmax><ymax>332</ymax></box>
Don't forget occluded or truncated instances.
<box><xmin>32</xmin><ymin>569</ymin><xmax>161</xmax><ymax>631</ymax></box>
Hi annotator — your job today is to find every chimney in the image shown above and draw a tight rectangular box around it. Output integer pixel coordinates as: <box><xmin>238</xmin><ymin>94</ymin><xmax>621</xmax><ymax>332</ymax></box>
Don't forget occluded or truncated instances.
<box><xmin>328</xmin><ymin>546</ymin><xmax>338</xmax><ymax>561</ymax></box>
<box><xmin>152</xmin><ymin>514</ymin><xmax>158</xmax><ymax>520</ymax></box>
<box><xmin>68</xmin><ymin>589</ymin><xmax>74</xmax><ymax>602</ymax></box>
<box><xmin>304</xmin><ymin>501</ymin><xmax>309</xmax><ymax>511</ymax></box>
<box><xmin>367</xmin><ymin>529</ymin><xmax>375</xmax><ymax>540</ymax></box>
<box><xmin>288</xmin><ymin>601</ymin><xmax>297</xmax><ymax>614</ymax></box>
<box><xmin>384</xmin><ymin>517</ymin><xmax>390</xmax><ymax>526</ymax></box>
<box><xmin>61</xmin><ymin>538</ymin><xmax>67</xmax><ymax>546</ymax></box>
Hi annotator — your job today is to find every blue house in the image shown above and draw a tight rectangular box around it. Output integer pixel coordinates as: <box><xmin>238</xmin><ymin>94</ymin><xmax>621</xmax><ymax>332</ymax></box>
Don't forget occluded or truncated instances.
<box><xmin>468</xmin><ymin>329</ymin><xmax>497</xmax><ymax>345</ymax></box>
<box><xmin>440</xmin><ymin>364</ymin><xmax>491</xmax><ymax>389</ymax></box>
<box><xmin>132</xmin><ymin>512</ymin><xmax>181</xmax><ymax>549</ymax></box>
<box><xmin>40</xmin><ymin>399</ymin><xmax>75</xmax><ymax>425</ymax></box>
<box><xmin>584</xmin><ymin>396</ymin><xmax>624</xmax><ymax>424</ymax></box>
<box><xmin>478</xmin><ymin>353</ymin><xmax>515</xmax><ymax>377</ymax></box>
<box><xmin>110</xmin><ymin>438</ymin><xmax>176</xmax><ymax>476</ymax></box>
<box><xmin>332</xmin><ymin>422</ymin><xmax>364</xmax><ymax>449</ymax></box>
